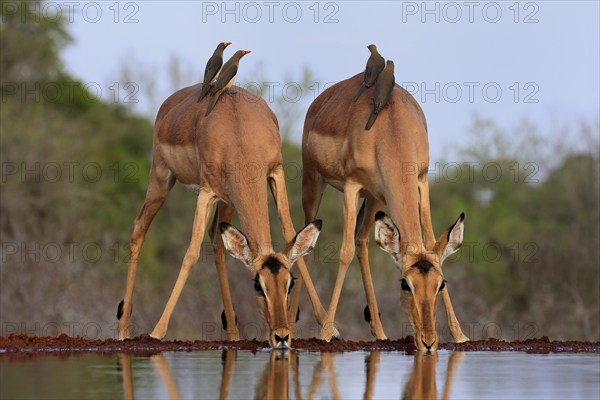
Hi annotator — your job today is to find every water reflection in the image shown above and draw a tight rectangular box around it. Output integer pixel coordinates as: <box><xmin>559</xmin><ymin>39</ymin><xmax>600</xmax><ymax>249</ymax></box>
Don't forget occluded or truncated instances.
<box><xmin>254</xmin><ymin>351</ymin><xmax>290</xmax><ymax>399</ymax></box>
<box><xmin>117</xmin><ymin>354</ymin><xmax>134</xmax><ymax>400</ymax></box>
<box><xmin>363</xmin><ymin>352</ymin><xmax>380</xmax><ymax>400</ymax></box>
<box><xmin>4</xmin><ymin>349</ymin><xmax>597</xmax><ymax>399</ymax></box>
<box><xmin>116</xmin><ymin>350</ymin><xmax>463</xmax><ymax>400</ymax></box>
<box><xmin>118</xmin><ymin>353</ymin><xmax>183</xmax><ymax>400</ymax></box>
<box><xmin>307</xmin><ymin>352</ymin><xmax>340</xmax><ymax>400</ymax></box>
<box><xmin>152</xmin><ymin>354</ymin><xmax>182</xmax><ymax>400</ymax></box>
<box><xmin>220</xmin><ymin>349</ymin><xmax>236</xmax><ymax>400</ymax></box>
<box><xmin>402</xmin><ymin>351</ymin><xmax>464</xmax><ymax>400</ymax></box>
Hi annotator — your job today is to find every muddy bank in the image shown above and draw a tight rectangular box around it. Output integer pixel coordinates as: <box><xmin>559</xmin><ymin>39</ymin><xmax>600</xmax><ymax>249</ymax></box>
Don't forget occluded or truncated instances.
<box><xmin>1</xmin><ymin>334</ymin><xmax>598</xmax><ymax>356</ymax></box>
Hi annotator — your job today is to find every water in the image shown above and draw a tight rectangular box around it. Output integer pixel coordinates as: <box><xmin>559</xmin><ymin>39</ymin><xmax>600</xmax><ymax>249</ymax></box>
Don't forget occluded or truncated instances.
<box><xmin>1</xmin><ymin>350</ymin><xmax>599</xmax><ymax>399</ymax></box>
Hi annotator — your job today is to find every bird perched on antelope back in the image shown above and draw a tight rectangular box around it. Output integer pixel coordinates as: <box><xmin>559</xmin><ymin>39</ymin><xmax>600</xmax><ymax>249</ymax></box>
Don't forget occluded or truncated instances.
<box><xmin>204</xmin><ymin>50</ymin><xmax>251</xmax><ymax>116</ymax></box>
<box><xmin>352</xmin><ymin>44</ymin><xmax>385</xmax><ymax>102</ymax></box>
<box><xmin>365</xmin><ymin>59</ymin><xmax>395</xmax><ymax>130</ymax></box>
<box><xmin>198</xmin><ymin>41</ymin><xmax>232</xmax><ymax>102</ymax></box>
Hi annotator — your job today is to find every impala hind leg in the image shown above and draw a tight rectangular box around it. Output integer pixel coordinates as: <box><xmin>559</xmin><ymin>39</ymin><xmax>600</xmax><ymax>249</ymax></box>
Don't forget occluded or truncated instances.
<box><xmin>269</xmin><ymin>170</ymin><xmax>329</xmax><ymax>336</ymax></box>
<box><xmin>301</xmin><ymin>168</ymin><xmax>327</xmax><ymax>227</ymax></box>
<box><xmin>355</xmin><ymin>197</ymin><xmax>387</xmax><ymax>340</ymax></box>
<box><xmin>321</xmin><ymin>183</ymin><xmax>361</xmax><ymax>341</ymax></box>
<box><xmin>150</xmin><ymin>189</ymin><xmax>217</xmax><ymax>339</ymax></box>
<box><xmin>208</xmin><ymin>202</ymin><xmax>239</xmax><ymax>341</ymax></box>
<box><xmin>118</xmin><ymin>160</ymin><xmax>175</xmax><ymax>339</ymax></box>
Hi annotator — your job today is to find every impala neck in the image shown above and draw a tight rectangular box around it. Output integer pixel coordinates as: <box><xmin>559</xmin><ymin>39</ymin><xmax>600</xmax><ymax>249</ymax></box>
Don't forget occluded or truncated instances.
<box><xmin>385</xmin><ymin>180</ymin><xmax>427</xmax><ymax>255</ymax></box>
<box><xmin>229</xmin><ymin>183</ymin><xmax>275</xmax><ymax>257</ymax></box>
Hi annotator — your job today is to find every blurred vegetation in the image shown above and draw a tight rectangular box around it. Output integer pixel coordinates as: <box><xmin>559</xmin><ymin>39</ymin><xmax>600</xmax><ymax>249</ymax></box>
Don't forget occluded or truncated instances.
<box><xmin>1</xmin><ymin>1</ymin><xmax>598</xmax><ymax>342</ymax></box>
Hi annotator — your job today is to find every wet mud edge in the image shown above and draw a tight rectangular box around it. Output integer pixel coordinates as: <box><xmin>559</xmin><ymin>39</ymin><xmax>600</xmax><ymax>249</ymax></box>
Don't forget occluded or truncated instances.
<box><xmin>1</xmin><ymin>334</ymin><xmax>598</xmax><ymax>357</ymax></box>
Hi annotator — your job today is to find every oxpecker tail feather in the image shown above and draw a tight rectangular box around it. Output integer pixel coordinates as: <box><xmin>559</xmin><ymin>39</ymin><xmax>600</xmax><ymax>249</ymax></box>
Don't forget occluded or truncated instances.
<box><xmin>365</xmin><ymin>111</ymin><xmax>378</xmax><ymax>130</ymax></box>
<box><xmin>198</xmin><ymin>85</ymin><xmax>209</xmax><ymax>102</ymax></box>
<box><xmin>205</xmin><ymin>93</ymin><xmax>220</xmax><ymax>116</ymax></box>
<box><xmin>352</xmin><ymin>84</ymin><xmax>367</xmax><ymax>102</ymax></box>
<box><xmin>199</xmin><ymin>82</ymin><xmax>216</xmax><ymax>102</ymax></box>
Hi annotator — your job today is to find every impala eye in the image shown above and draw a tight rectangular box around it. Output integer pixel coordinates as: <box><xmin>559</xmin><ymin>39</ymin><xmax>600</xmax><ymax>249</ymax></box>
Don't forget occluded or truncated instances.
<box><xmin>253</xmin><ymin>277</ymin><xmax>265</xmax><ymax>297</ymax></box>
<box><xmin>400</xmin><ymin>278</ymin><xmax>411</xmax><ymax>293</ymax></box>
<box><xmin>439</xmin><ymin>280</ymin><xmax>446</xmax><ymax>292</ymax></box>
<box><xmin>288</xmin><ymin>276</ymin><xmax>296</xmax><ymax>293</ymax></box>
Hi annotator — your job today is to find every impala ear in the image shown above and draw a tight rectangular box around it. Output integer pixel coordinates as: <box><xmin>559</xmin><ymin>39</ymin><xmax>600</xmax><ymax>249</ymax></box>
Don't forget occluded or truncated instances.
<box><xmin>220</xmin><ymin>223</ymin><xmax>254</xmax><ymax>270</ymax></box>
<box><xmin>285</xmin><ymin>220</ymin><xmax>322</xmax><ymax>264</ymax></box>
<box><xmin>434</xmin><ymin>213</ymin><xmax>465</xmax><ymax>265</ymax></box>
<box><xmin>374</xmin><ymin>211</ymin><xmax>401</xmax><ymax>261</ymax></box>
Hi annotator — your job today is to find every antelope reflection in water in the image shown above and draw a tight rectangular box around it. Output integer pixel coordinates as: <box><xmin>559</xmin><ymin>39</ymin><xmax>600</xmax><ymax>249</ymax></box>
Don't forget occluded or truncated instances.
<box><xmin>360</xmin><ymin>351</ymin><xmax>463</xmax><ymax>400</ymax></box>
<box><xmin>225</xmin><ymin>349</ymin><xmax>340</xmax><ymax>400</ymax></box>
<box><xmin>253</xmin><ymin>350</ymin><xmax>340</xmax><ymax>400</ymax></box>
<box><xmin>117</xmin><ymin>354</ymin><xmax>134</xmax><ymax>400</ymax></box>
<box><xmin>401</xmin><ymin>351</ymin><xmax>464</xmax><ymax>400</ymax></box>
<box><xmin>118</xmin><ymin>353</ymin><xmax>182</xmax><ymax>400</ymax></box>
<box><xmin>117</xmin><ymin>349</ymin><xmax>462</xmax><ymax>399</ymax></box>
<box><xmin>254</xmin><ymin>350</ymin><xmax>292</xmax><ymax>399</ymax></box>
<box><xmin>306</xmin><ymin>352</ymin><xmax>340</xmax><ymax>400</ymax></box>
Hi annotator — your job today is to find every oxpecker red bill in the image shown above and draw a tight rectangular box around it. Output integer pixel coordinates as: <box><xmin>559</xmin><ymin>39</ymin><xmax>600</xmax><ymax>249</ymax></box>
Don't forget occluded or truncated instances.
<box><xmin>205</xmin><ymin>50</ymin><xmax>251</xmax><ymax>116</ymax></box>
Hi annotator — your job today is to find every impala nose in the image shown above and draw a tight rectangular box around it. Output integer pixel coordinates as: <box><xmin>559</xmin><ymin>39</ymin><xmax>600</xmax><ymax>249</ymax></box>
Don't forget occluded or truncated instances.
<box><xmin>422</xmin><ymin>339</ymin><xmax>436</xmax><ymax>352</ymax></box>
<box><xmin>271</xmin><ymin>326</ymin><xmax>291</xmax><ymax>349</ymax></box>
<box><xmin>274</xmin><ymin>333</ymin><xmax>290</xmax><ymax>349</ymax></box>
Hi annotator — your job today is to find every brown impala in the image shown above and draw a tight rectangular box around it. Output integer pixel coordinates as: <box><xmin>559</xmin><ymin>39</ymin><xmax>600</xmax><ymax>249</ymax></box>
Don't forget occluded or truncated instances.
<box><xmin>301</xmin><ymin>72</ymin><xmax>469</xmax><ymax>352</ymax></box>
<box><xmin>117</xmin><ymin>83</ymin><xmax>332</xmax><ymax>349</ymax></box>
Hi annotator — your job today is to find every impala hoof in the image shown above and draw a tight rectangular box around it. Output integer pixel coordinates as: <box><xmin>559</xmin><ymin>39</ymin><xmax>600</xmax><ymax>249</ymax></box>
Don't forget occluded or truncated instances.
<box><xmin>320</xmin><ymin>326</ymin><xmax>341</xmax><ymax>342</ymax></box>
<box><xmin>329</xmin><ymin>326</ymin><xmax>341</xmax><ymax>341</ymax></box>
<box><xmin>332</xmin><ymin>326</ymin><xmax>341</xmax><ymax>339</ymax></box>
<box><xmin>455</xmin><ymin>334</ymin><xmax>469</xmax><ymax>343</ymax></box>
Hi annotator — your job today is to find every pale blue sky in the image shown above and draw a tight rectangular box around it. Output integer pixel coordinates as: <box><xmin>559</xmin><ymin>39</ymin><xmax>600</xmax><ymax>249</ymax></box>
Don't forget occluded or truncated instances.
<box><xmin>62</xmin><ymin>1</ymin><xmax>599</xmax><ymax>162</ymax></box>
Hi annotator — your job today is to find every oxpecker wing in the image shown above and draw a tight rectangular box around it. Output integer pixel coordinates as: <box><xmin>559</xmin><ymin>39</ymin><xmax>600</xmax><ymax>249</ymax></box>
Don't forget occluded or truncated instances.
<box><xmin>205</xmin><ymin>50</ymin><xmax>251</xmax><ymax>116</ymax></box>
<box><xmin>352</xmin><ymin>44</ymin><xmax>385</xmax><ymax>102</ymax></box>
<box><xmin>365</xmin><ymin>59</ymin><xmax>395</xmax><ymax>130</ymax></box>
<box><xmin>198</xmin><ymin>41</ymin><xmax>232</xmax><ymax>102</ymax></box>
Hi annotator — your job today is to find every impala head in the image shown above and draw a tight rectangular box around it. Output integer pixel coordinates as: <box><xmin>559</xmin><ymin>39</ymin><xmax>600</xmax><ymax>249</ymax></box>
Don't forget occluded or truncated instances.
<box><xmin>220</xmin><ymin>220</ymin><xmax>322</xmax><ymax>349</ymax></box>
<box><xmin>374</xmin><ymin>211</ymin><xmax>465</xmax><ymax>353</ymax></box>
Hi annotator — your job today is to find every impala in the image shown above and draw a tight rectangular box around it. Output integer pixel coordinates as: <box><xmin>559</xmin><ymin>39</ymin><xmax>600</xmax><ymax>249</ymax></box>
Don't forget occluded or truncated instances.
<box><xmin>117</xmin><ymin>82</ymin><xmax>331</xmax><ymax>349</ymax></box>
<box><xmin>301</xmin><ymin>72</ymin><xmax>469</xmax><ymax>351</ymax></box>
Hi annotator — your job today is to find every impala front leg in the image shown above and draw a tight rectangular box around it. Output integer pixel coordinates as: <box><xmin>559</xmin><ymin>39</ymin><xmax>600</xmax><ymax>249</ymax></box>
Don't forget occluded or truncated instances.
<box><xmin>269</xmin><ymin>171</ymin><xmax>331</xmax><ymax>335</ymax></box>
<box><xmin>321</xmin><ymin>184</ymin><xmax>360</xmax><ymax>341</ymax></box>
<box><xmin>150</xmin><ymin>189</ymin><xmax>216</xmax><ymax>339</ymax></box>
<box><xmin>440</xmin><ymin>288</ymin><xmax>469</xmax><ymax>342</ymax></box>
